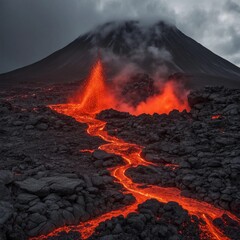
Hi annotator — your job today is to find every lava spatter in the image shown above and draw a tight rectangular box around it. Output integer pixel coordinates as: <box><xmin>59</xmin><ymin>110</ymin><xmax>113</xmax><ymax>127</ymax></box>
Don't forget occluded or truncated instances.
<box><xmin>70</xmin><ymin>59</ymin><xmax>116</xmax><ymax>114</ymax></box>
<box><xmin>211</xmin><ymin>114</ymin><xmax>221</xmax><ymax>120</ymax></box>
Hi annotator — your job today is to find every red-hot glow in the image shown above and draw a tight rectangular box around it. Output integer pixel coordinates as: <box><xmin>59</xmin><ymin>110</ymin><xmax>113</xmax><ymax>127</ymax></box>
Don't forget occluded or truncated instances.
<box><xmin>212</xmin><ymin>115</ymin><xmax>221</xmax><ymax>120</ymax></box>
<box><xmin>70</xmin><ymin>59</ymin><xmax>189</xmax><ymax>115</ymax></box>
<box><xmin>79</xmin><ymin>149</ymin><xmax>94</xmax><ymax>153</ymax></box>
<box><xmin>131</xmin><ymin>81</ymin><xmax>189</xmax><ymax>115</ymax></box>
<box><xmin>34</xmin><ymin>105</ymin><xmax>240</xmax><ymax>240</ymax></box>
<box><xmin>70</xmin><ymin>59</ymin><xmax>116</xmax><ymax>114</ymax></box>
<box><xmin>31</xmin><ymin>59</ymin><xmax>239</xmax><ymax>240</ymax></box>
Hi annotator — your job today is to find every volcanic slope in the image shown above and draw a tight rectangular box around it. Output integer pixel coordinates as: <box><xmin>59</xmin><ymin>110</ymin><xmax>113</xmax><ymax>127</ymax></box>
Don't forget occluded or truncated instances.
<box><xmin>1</xmin><ymin>20</ymin><xmax>240</xmax><ymax>88</ymax></box>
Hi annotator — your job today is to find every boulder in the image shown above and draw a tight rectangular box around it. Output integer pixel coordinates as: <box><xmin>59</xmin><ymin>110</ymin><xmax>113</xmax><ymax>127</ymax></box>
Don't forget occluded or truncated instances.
<box><xmin>36</xmin><ymin>123</ymin><xmax>48</xmax><ymax>131</ymax></box>
<box><xmin>0</xmin><ymin>201</ymin><xmax>13</xmax><ymax>225</ymax></box>
<box><xmin>91</xmin><ymin>175</ymin><xmax>104</xmax><ymax>187</ymax></box>
<box><xmin>17</xmin><ymin>193</ymin><xmax>39</xmax><ymax>204</ymax></box>
<box><xmin>0</xmin><ymin>170</ymin><xmax>13</xmax><ymax>184</ymax></box>
<box><xmin>42</xmin><ymin>176</ymin><xmax>85</xmax><ymax>195</ymax></box>
<box><xmin>92</xmin><ymin>150</ymin><xmax>114</xmax><ymax>160</ymax></box>
<box><xmin>15</xmin><ymin>178</ymin><xmax>49</xmax><ymax>196</ymax></box>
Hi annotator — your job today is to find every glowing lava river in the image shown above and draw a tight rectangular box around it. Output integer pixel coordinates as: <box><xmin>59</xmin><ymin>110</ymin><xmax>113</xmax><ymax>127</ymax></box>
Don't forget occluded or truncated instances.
<box><xmin>32</xmin><ymin>60</ymin><xmax>240</xmax><ymax>239</ymax></box>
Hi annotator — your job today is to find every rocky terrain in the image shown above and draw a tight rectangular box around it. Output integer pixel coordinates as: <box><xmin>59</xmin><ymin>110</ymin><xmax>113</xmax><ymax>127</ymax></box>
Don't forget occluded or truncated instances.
<box><xmin>98</xmin><ymin>86</ymin><xmax>240</xmax><ymax>218</ymax></box>
<box><xmin>0</xmin><ymin>88</ymin><xmax>133</xmax><ymax>240</ymax></box>
<box><xmin>90</xmin><ymin>200</ymin><xmax>202</xmax><ymax>240</ymax></box>
<box><xmin>1</xmin><ymin>84</ymin><xmax>240</xmax><ymax>239</ymax></box>
<box><xmin>120</xmin><ymin>73</ymin><xmax>157</xmax><ymax>107</ymax></box>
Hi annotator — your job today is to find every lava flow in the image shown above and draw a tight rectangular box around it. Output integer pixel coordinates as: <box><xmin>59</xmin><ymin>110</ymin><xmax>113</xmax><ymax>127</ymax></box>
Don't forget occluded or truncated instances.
<box><xmin>34</xmin><ymin>59</ymin><xmax>240</xmax><ymax>240</ymax></box>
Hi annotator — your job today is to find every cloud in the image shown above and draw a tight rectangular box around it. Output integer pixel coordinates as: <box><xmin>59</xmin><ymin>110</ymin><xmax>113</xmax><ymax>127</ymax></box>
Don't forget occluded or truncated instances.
<box><xmin>95</xmin><ymin>0</ymin><xmax>176</xmax><ymax>25</ymax></box>
<box><xmin>0</xmin><ymin>0</ymin><xmax>240</xmax><ymax>73</ymax></box>
<box><xmin>225</xmin><ymin>0</ymin><xmax>240</xmax><ymax>13</ymax></box>
<box><xmin>171</xmin><ymin>0</ymin><xmax>240</xmax><ymax>67</ymax></box>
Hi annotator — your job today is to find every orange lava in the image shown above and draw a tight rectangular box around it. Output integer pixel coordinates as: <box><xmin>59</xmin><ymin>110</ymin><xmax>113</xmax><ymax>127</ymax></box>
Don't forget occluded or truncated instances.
<box><xmin>31</xmin><ymin>59</ymin><xmax>239</xmax><ymax>240</ymax></box>
<box><xmin>79</xmin><ymin>149</ymin><xmax>94</xmax><ymax>153</ymax></box>
<box><xmin>35</xmin><ymin>105</ymin><xmax>240</xmax><ymax>240</ymax></box>
<box><xmin>70</xmin><ymin>59</ymin><xmax>189</xmax><ymax>115</ymax></box>
<box><xmin>131</xmin><ymin>80</ymin><xmax>189</xmax><ymax>115</ymax></box>
<box><xmin>70</xmin><ymin>59</ymin><xmax>116</xmax><ymax>114</ymax></box>
<box><xmin>212</xmin><ymin>115</ymin><xmax>221</xmax><ymax>119</ymax></box>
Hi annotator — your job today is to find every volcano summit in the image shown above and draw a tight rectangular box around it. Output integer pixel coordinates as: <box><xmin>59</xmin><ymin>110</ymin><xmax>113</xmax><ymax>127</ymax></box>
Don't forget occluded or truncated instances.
<box><xmin>1</xmin><ymin>20</ymin><xmax>240</xmax><ymax>88</ymax></box>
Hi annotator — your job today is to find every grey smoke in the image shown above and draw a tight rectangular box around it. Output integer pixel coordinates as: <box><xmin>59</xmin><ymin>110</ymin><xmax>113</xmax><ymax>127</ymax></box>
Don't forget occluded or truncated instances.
<box><xmin>89</xmin><ymin>21</ymin><xmax>175</xmax><ymax>82</ymax></box>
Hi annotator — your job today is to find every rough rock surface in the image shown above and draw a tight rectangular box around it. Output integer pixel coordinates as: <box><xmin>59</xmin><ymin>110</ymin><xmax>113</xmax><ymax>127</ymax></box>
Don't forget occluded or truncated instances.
<box><xmin>1</xmin><ymin>84</ymin><xmax>240</xmax><ymax>240</ymax></box>
<box><xmin>120</xmin><ymin>73</ymin><xmax>157</xmax><ymax>107</ymax></box>
<box><xmin>0</xmin><ymin>86</ymin><xmax>131</xmax><ymax>239</ymax></box>
<box><xmin>90</xmin><ymin>199</ymin><xmax>202</xmax><ymax>240</ymax></box>
<box><xmin>11</xmin><ymin>173</ymin><xmax>134</xmax><ymax>238</ymax></box>
<box><xmin>98</xmin><ymin>86</ymin><xmax>240</xmax><ymax>218</ymax></box>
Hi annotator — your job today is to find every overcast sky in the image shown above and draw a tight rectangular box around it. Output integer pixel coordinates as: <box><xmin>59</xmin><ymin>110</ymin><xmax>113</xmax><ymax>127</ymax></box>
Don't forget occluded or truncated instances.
<box><xmin>1</xmin><ymin>0</ymin><xmax>240</xmax><ymax>74</ymax></box>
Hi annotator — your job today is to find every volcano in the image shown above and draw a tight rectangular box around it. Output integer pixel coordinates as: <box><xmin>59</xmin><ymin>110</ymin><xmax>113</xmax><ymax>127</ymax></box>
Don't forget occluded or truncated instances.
<box><xmin>1</xmin><ymin>20</ymin><xmax>240</xmax><ymax>88</ymax></box>
<box><xmin>1</xmin><ymin>20</ymin><xmax>240</xmax><ymax>240</ymax></box>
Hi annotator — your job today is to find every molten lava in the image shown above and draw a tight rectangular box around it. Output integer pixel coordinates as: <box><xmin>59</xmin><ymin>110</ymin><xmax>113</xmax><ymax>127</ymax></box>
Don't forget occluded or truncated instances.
<box><xmin>212</xmin><ymin>115</ymin><xmax>221</xmax><ymax>120</ymax></box>
<box><xmin>132</xmin><ymin>80</ymin><xmax>189</xmax><ymax>115</ymax></box>
<box><xmin>35</xmin><ymin>105</ymin><xmax>240</xmax><ymax>240</ymax></box>
<box><xmin>32</xmin><ymin>59</ymin><xmax>239</xmax><ymax>240</ymax></box>
<box><xmin>79</xmin><ymin>149</ymin><xmax>94</xmax><ymax>154</ymax></box>
<box><xmin>71</xmin><ymin>59</ymin><xmax>189</xmax><ymax>115</ymax></box>
<box><xmin>71</xmin><ymin>59</ymin><xmax>116</xmax><ymax>114</ymax></box>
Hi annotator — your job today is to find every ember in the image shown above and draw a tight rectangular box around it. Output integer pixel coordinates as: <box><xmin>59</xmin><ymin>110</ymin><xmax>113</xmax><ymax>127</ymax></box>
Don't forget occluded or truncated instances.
<box><xmin>79</xmin><ymin>149</ymin><xmax>94</xmax><ymax>153</ymax></box>
<box><xmin>212</xmin><ymin>115</ymin><xmax>221</xmax><ymax>119</ymax></box>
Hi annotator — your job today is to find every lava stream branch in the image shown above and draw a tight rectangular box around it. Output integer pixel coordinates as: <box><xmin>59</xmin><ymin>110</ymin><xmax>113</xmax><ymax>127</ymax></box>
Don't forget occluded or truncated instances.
<box><xmin>31</xmin><ymin>59</ymin><xmax>239</xmax><ymax>240</ymax></box>
<box><xmin>32</xmin><ymin>104</ymin><xmax>240</xmax><ymax>240</ymax></box>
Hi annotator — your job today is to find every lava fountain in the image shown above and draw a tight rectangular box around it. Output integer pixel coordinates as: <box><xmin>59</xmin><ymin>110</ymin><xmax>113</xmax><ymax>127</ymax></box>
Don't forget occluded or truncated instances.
<box><xmin>33</xmin><ymin>59</ymin><xmax>240</xmax><ymax>240</ymax></box>
<box><xmin>70</xmin><ymin>59</ymin><xmax>116</xmax><ymax>114</ymax></box>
